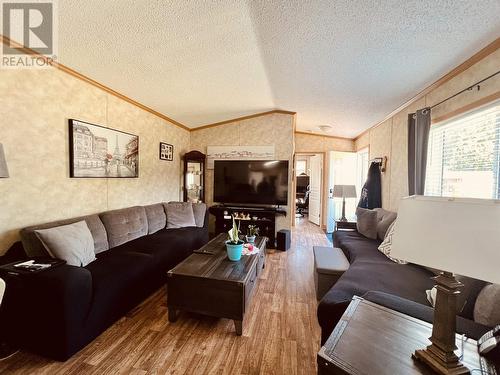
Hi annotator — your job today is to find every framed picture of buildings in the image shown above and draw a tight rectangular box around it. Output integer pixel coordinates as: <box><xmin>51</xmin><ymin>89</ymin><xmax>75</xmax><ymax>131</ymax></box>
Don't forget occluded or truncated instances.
<box><xmin>69</xmin><ymin>119</ymin><xmax>139</xmax><ymax>178</ymax></box>
<box><xmin>159</xmin><ymin>142</ymin><xmax>173</xmax><ymax>161</ymax></box>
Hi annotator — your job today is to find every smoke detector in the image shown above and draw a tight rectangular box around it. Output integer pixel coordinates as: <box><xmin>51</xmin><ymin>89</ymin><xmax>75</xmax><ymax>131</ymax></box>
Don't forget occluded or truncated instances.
<box><xmin>318</xmin><ymin>125</ymin><xmax>333</xmax><ymax>133</ymax></box>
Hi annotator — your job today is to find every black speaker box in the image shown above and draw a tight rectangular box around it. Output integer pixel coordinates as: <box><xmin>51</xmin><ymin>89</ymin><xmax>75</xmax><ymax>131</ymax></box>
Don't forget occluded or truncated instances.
<box><xmin>277</xmin><ymin>229</ymin><xmax>291</xmax><ymax>251</ymax></box>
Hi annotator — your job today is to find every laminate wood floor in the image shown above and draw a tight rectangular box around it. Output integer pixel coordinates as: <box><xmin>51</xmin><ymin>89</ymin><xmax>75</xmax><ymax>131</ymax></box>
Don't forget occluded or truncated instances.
<box><xmin>0</xmin><ymin>218</ymin><xmax>329</xmax><ymax>375</ymax></box>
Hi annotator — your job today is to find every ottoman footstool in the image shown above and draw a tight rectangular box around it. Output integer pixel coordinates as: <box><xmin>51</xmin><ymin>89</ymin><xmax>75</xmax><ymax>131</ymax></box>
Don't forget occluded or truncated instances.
<box><xmin>313</xmin><ymin>246</ymin><xmax>349</xmax><ymax>300</ymax></box>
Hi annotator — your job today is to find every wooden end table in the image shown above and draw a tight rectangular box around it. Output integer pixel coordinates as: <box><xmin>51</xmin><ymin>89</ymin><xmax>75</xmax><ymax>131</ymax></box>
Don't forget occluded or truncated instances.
<box><xmin>317</xmin><ymin>296</ymin><xmax>496</xmax><ymax>375</ymax></box>
<box><xmin>167</xmin><ymin>234</ymin><xmax>266</xmax><ymax>335</ymax></box>
<box><xmin>334</xmin><ymin>220</ymin><xmax>357</xmax><ymax>232</ymax></box>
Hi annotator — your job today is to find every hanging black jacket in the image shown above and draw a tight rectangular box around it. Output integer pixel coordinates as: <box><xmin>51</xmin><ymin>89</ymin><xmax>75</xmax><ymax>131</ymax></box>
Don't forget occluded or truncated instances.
<box><xmin>358</xmin><ymin>162</ymin><xmax>382</xmax><ymax>209</ymax></box>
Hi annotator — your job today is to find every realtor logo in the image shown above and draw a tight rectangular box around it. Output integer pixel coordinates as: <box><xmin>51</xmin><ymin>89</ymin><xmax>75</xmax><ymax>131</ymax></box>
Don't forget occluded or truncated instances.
<box><xmin>1</xmin><ymin>0</ymin><xmax>58</xmax><ymax>68</ymax></box>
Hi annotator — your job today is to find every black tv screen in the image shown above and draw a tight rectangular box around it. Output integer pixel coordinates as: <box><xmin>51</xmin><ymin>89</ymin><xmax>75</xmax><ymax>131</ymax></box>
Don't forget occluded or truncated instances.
<box><xmin>214</xmin><ymin>160</ymin><xmax>289</xmax><ymax>205</ymax></box>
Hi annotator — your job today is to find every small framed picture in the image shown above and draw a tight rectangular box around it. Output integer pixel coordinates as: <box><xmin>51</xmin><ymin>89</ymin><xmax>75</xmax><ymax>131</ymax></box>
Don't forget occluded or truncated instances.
<box><xmin>159</xmin><ymin>142</ymin><xmax>173</xmax><ymax>161</ymax></box>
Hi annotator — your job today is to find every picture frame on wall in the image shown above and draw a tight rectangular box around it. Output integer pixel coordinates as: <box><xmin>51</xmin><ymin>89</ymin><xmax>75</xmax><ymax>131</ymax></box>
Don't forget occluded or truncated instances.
<box><xmin>69</xmin><ymin>119</ymin><xmax>139</xmax><ymax>178</ymax></box>
<box><xmin>159</xmin><ymin>142</ymin><xmax>174</xmax><ymax>161</ymax></box>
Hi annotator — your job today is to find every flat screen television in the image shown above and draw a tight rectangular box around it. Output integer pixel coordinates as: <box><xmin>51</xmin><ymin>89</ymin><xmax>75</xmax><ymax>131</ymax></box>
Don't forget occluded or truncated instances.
<box><xmin>214</xmin><ymin>160</ymin><xmax>289</xmax><ymax>206</ymax></box>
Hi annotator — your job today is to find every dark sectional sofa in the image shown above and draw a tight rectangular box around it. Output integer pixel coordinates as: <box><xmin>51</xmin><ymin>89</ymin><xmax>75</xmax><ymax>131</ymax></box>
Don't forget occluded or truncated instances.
<box><xmin>317</xmin><ymin>230</ymin><xmax>491</xmax><ymax>344</ymax></box>
<box><xmin>0</xmin><ymin>203</ymin><xmax>209</xmax><ymax>361</ymax></box>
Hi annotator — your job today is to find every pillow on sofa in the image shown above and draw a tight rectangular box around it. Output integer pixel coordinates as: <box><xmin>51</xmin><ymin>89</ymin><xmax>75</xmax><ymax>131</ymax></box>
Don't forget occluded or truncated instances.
<box><xmin>474</xmin><ymin>283</ymin><xmax>500</xmax><ymax>326</ymax></box>
<box><xmin>35</xmin><ymin>221</ymin><xmax>96</xmax><ymax>267</ymax></box>
<box><xmin>426</xmin><ymin>275</ymin><xmax>487</xmax><ymax>318</ymax></box>
<box><xmin>145</xmin><ymin>203</ymin><xmax>167</xmax><ymax>234</ymax></box>
<box><xmin>373</xmin><ymin>208</ymin><xmax>397</xmax><ymax>240</ymax></box>
<box><xmin>165</xmin><ymin>202</ymin><xmax>196</xmax><ymax>228</ymax></box>
<box><xmin>192</xmin><ymin>203</ymin><xmax>206</xmax><ymax>228</ymax></box>
<box><xmin>377</xmin><ymin>220</ymin><xmax>408</xmax><ymax>264</ymax></box>
<box><xmin>355</xmin><ymin>208</ymin><xmax>378</xmax><ymax>239</ymax></box>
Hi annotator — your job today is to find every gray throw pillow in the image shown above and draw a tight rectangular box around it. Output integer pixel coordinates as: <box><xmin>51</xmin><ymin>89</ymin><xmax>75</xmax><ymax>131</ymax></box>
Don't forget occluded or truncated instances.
<box><xmin>144</xmin><ymin>203</ymin><xmax>167</xmax><ymax>234</ymax></box>
<box><xmin>35</xmin><ymin>221</ymin><xmax>96</xmax><ymax>267</ymax></box>
<box><xmin>426</xmin><ymin>275</ymin><xmax>486</xmax><ymax>318</ymax></box>
<box><xmin>356</xmin><ymin>207</ymin><xmax>378</xmax><ymax>239</ymax></box>
<box><xmin>192</xmin><ymin>203</ymin><xmax>206</xmax><ymax>228</ymax></box>
<box><xmin>474</xmin><ymin>283</ymin><xmax>500</xmax><ymax>326</ymax></box>
<box><xmin>165</xmin><ymin>202</ymin><xmax>196</xmax><ymax>228</ymax></box>
<box><xmin>373</xmin><ymin>208</ymin><xmax>397</xmax><ymax>240</ymax></box>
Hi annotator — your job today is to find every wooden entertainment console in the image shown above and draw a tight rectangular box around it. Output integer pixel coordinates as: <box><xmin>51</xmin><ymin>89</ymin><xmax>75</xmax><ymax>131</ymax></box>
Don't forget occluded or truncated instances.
<box><xmin>209</xmin><ymin>205</ymin><xmax>287</xmax><ymax>248</ymax></box>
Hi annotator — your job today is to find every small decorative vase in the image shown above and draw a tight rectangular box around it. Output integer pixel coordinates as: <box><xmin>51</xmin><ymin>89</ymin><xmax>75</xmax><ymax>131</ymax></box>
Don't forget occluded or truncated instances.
<box><xmin>245</xmin><ymin>235</ymin><xmax>256</xmax><ymax>244</ymax></box>
<box><xmin>225</xmin><ymin>240</ymin><xmax>244</xmax><ymax>261</ymax></box>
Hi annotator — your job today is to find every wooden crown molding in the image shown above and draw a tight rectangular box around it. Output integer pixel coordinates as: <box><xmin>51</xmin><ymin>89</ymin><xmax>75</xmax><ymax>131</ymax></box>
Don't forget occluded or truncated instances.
<box><xmin>294</xmin><ymin>130</ymin><xmax>353</xmax><ymax>141</ymax></box>
<box><xmin>191</xmin><ymin>110</ymin><xmax>297</xmax><ymax>131</ymax></box>
<box><xmin>354</xmin><ymin>36</ymin><xmax>500</xmax><ymax>141</ymax></box>
<box><xmin>1</xmin><ymin>35</ymin><xmax>190</xmax><ymax>131</ymax></box>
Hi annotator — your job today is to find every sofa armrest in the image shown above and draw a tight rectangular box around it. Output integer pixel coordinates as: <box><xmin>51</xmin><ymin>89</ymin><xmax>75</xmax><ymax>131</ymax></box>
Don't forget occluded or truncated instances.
<box><xmin>362</xmin><ymin>291</ymin><xmax>491</xmax><ymax>340</ymax></box>
<box><xmin>1</xmin><ymin>264</ymin><xmax>93</xmax><ymax>360</ymax></box>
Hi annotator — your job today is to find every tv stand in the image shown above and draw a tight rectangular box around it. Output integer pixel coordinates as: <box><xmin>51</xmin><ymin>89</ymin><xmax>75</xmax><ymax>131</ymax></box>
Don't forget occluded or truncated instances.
<box><xmin>209</xmin><ymin>205</ymin><xmax>286</xmax><ymax>248</ymax></box>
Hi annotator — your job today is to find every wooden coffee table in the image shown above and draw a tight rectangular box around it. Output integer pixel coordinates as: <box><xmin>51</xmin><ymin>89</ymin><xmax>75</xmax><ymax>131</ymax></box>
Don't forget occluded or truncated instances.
<box><xmin>166</xmin><ymin>233</ymin><xmax>266</xmax><ymax>335</ymax></box>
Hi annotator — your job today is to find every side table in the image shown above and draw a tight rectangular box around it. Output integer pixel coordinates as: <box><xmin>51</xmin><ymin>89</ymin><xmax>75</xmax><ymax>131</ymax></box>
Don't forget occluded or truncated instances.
<box><xmin>334</xmin><ymin>220</ymin><xmax>357</xmax><ymax>232</ymax></box>
<box><xmin>317</xmin><ymin>296</ymin><xmax>496</xmax><ymax>374</ymax></box>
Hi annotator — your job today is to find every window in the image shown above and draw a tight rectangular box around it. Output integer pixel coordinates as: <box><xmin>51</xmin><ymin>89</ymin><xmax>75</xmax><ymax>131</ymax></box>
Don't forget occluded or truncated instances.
<box><xmin>425</xmin><ymin>100</ymin><xmax>500</xmax><ymax>199</ymax></box>
<box><xmin>296</xmin><ymin>160</ymin><xmax>307</xmax><ymax>176</ymax></box>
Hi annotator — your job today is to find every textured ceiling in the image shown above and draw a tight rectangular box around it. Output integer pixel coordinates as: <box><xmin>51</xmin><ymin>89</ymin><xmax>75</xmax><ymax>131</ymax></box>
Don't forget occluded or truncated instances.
<box><xmin>58</xmin><ymin>0</ymin><xmax>500</xmax><ymax>137</ymax></box>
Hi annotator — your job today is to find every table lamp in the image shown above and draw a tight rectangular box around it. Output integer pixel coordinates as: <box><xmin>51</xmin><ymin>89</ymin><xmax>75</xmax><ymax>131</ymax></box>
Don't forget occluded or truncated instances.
<box><xmin>391</xmin><ymin>195</ymin><xmax>500</xmax><ymax>374</ymax></box>
<box><xmin>0</xmin><ymin>144</ymin><xmax>9</xmax><ymax>178</ymax></box>
<box><xmin>332</xmin><ymin>185</ymin><xmax>356</xmax><ymax>221</ymax></box>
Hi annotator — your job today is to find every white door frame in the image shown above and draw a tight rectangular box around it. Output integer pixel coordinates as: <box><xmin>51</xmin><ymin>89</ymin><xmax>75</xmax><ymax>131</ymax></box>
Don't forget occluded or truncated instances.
<box><xmin>294</xmin><ymin>152</ymin><xmax>325</xmax><ymax>227</ymax></box>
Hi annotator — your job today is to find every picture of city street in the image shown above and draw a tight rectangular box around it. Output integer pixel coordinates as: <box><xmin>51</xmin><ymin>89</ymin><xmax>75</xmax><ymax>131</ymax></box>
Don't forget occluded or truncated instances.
<box><xmin>69</xmin><ymin>119</ymin><xmax>139</xmax><ymax>178</ymax></box>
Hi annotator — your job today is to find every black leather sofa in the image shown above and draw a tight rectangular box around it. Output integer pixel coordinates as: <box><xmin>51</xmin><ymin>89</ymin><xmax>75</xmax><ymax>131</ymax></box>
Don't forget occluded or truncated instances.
<box><xmin>317</xmin><ymin>230</ymin><xmax>491</xmax><ymax>344</ymax></box>
<box><xmin>0</xmin><ymin>203</ymin><xmax>209</xmax><ymax>361</ymax></box>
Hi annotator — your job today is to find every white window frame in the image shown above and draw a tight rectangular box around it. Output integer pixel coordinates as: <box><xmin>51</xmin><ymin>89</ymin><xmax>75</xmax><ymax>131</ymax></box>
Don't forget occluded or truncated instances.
<box><xmin>424</xmin><ymin>100</ymin><xmax>500</xmax><ymax>199</ymax></box>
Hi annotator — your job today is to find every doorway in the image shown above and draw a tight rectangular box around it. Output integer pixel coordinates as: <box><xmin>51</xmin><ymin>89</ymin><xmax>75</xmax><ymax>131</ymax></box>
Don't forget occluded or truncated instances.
<box><xmin>294</xmin><ymin>153</ymin><xmax>323</xmax><ymax>226</ymax></box>
<box><xmin>326</xmin><ymin>151</ymin><xmax>363</xmax><ymax>233</ymax></box>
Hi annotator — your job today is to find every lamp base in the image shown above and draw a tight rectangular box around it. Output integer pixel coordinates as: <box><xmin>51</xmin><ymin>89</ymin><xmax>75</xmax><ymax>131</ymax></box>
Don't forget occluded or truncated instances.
<box><xmin>338</xmin><ymin>217</ymin><xmax>347</xmax><ymax>222</ymax></box>
<box><xmin>413</xmin><ymin>347</ymin><xmax>469</xmax><ymax>375</ymax></box>
<box><xmin>412</xmin><ymin>272</ymin><xmax>469</xmax><ymax>375</ymax></box>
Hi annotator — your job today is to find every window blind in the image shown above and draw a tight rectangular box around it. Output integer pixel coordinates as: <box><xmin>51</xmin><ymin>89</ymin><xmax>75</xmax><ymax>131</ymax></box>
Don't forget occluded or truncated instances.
<box><xmin>425</xmin><ymin>100</ymin><xmax>500</xmax><ymax>199</ymax></box>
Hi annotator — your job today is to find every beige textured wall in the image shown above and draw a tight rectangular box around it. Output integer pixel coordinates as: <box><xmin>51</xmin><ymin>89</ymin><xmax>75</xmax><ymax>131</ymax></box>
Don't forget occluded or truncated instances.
<box><xmin>0</xmin><ymin>68</ymin><xmax>189</xmax><ymax>254</ymax></box>
<box><xmin>190</xmin><ymin>113</ymin><xmax>295</xmax><ymax>232</ymax></box>
<box><xmin>355</xmin><ymin>48</ymin><xmax>500</xmax><ymax>211</ymax></box>
<box><xmin>295</xmin><ymin>133</ymin><xmax>354</xmax><ymax>153</ymax></box>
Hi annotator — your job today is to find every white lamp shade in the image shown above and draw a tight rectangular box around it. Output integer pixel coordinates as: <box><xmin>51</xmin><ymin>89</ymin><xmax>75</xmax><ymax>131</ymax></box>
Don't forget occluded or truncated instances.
<box><xmin>332</xmin><ymin>185</ymin><xmax>357</xmax><ymax>198</ymax></box>
<box><xmin>391</xmin><ymin>195</ymin><xmax>500</xmax><ymax>284</ymax></box>
<box><xmin>0</xmin><ymin>144</ymin><xmax>9</xmax><ymax>178</ymax></box>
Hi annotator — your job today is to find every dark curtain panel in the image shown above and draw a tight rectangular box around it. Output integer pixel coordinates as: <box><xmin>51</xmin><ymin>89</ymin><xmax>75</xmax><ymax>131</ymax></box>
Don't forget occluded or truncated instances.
<box><xmin>358</xmin><ymin>162</ymin><xmax>382</xmax><ymax>209</ymax></box>
<box><xmin>408</xmin><ymin>107</ymin><xmax>431</xmax><ymax>195</ymax></box>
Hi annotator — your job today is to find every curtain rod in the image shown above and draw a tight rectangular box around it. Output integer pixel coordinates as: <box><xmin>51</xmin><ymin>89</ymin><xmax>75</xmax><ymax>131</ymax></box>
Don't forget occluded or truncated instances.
<box><xmin>430</xmin><ymin>70</ymin><xmax>500</xmax><ymax>110</ymax></box>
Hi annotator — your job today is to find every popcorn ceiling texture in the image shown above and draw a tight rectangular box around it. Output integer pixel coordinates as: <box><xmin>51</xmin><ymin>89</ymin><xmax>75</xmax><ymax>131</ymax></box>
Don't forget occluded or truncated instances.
<box><xmin>356</xmin><ymin>49</ymin><xmax>500</xmax><ymax>211</ymax></box>
<box><xmin>57</xmin><ymin>0</ymin><xmax>500</xmax><ymax>137</ymax></box>
<box><xmin>0</xmin><ymin>68</ymin><xmax>189</xmax><ymax>254</ymax></box>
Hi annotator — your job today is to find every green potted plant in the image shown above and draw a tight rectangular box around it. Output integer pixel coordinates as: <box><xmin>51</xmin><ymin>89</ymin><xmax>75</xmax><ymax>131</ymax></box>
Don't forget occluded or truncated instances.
<box><xmin>226</xmin><ymin>217</ymin><xmax>244</xmax><ymax>261</ymax></box>
<box><xmin>245</xmin><ymin>225</ymin><xmax>259</xmax><ymax>244</ymax></box>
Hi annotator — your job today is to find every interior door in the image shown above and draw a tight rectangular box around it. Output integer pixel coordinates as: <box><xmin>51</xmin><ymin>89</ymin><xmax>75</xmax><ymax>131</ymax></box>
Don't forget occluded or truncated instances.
<box><xmin>309</xmin><ymin>154</ymin><xmax>322</xmax><ymax>226</ymax></box>
<box><xmin>326</xmin><ymin>151</ymin><xmax>336</xmax><ymax>233</ymax></box>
